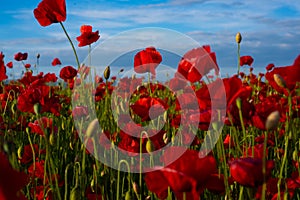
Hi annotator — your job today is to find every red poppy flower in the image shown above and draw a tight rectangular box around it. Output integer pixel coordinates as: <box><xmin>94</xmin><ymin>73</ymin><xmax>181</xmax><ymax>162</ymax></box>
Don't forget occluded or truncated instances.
<box><xmin>251</xmin><ymin>95</ymin><xmax>283</xmax><ymax>130</ymax></box>
<box><xmin>130</xmin><ymin>97</ymin><xmax>168</xmax><ymax>122</ymax></box>
<box><xmin>240</xmin><ymin>55</ymin><xmax>254</xmax><ymax>66</ymax></box>
<box><xmin>145</xmin><ymin>147</ymin><xmax>223</xmax><ymax>199</ymax></box>
<box><xmin>0</xmin><ymin>52</ymin><xmax>8</xmax><ymax>82</ymax></box>
<box><xmin>51</xmin><ymin>57</ymin><xmax>61</xmax><ymax>66</ymax></box>
<box><xmin>14</xmin><ymin>52</ymin><xmax>28</xmax><ymax>61</ymax></box>
<box><xmin>24</xmin><ymin>63</ymin><xmax>31</xmax><ymax>69</ymax></box>
<box><xmin>59</xmin><ymin>66</ymin><xmax>77</xmax><ymax>82</ymax></box>
<box><xmin>17</xmin><ymin>80</ymin><xmax>61</xmax><ymax>116</ymax></box>
<box><xmin>229</xmin><ymin>157</ymin><xmax>274</xmax><ymax>187</ymax></box>
<box><xmin>76</xmin><ymin>25</ymin><xmax>100</xmax><ymax>47</ymax></box>
<box><xmin>265</xmin><ymin>54</ymin><xmax>300</xmax><ymax>95</ymax></box>
<box><xmin>6</xmin><ymin>61</ymin><xmax>13</xmax><ymax>68</ymax></box>
<box><xmin>28</xmin><ymin>159</ymin><xmax>45</xmax><ymax>179</ymax></box>
<box><xmin>33</xmin><ymin>0</ymin><xmax>66</xmax><ymax>27</ymax></box>
<box><xmin>266</xmin><ymin>63</ymin><xmax>274</xmax><ymax>71</ymax></box>
<box><xmin>72</xmin><ymin>106</ymin><xmax>89</xmax><ymax>119</ymax></box>
<box><xmin>177</xmin><ymin>46</ymin><xmax>219</xmax><ymax>83</ymax></box>
<box><xmin>134</xmin><ymin>47</ymin><xmax>162</xmax><ymax>75</ymax></box>
<box><xmin>28</xmin><ymin>117</ymin><xmax>56</xmax><ymax>136</ymax></box>
<box><xmin>0</xmin><ymin>153</ymin><xmax>28</xmax><ymax>200</ymax></box>
<box><xmin>19</xmin><ymin>144</ymin><xmax>39</xmax><ymax>165</ymax></box>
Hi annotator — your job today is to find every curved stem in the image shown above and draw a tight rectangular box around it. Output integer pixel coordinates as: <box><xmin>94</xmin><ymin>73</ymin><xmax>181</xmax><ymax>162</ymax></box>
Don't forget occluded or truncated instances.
<box><xmin>59</xmin><ymin>22</ymin><xmax>80</xmax><ymax>69</ymax></box>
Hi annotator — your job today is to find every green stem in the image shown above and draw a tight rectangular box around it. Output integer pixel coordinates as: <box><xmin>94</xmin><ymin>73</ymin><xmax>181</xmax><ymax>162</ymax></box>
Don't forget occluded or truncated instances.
<box><xmin>116</xmin><ymin>160</ymin><xmax>131</xmax><ymax>200</ymax></box>
<box><xmin>237</xmin><ymin>43</ymin><xmax>241</xmax><ymax>76</ymax></box>
<box><xmin>59</xmin><ymin>22</ymin><xmax>80</xmax><ymax>69</ymax></box>
<box><xmin>261</xmin><ymin>131</ymin><xmax>268</xmax><ymax>200</ymax></box>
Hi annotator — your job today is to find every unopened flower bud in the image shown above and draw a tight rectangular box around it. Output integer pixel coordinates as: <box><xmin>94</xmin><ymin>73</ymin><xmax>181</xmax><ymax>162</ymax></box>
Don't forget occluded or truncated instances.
<box><xmin>236</xmin><ymin>97</ymin><xmax>242</xmax><ymax>110</ymax></box>
<box><xmin>265</xmin><ymin>110</ymin><xmax>280</xmax><ymax>130</ymax></box>
<box><xmin>104</xmin><ymin>66</ymin><xmax>110</xmax><ymax>80</ymax></box>
<box><xmin>236</xmin><ymin>32</ymin><xmax>242</xmax><ymax>44</ymax></box>
<box><xmin>125</xmin><ymin>190</ymin><xmax>133</xmax><ymax>200</ymax></box>
<box><xmin>146</xmin><ymin>139</ymin><xmax>155</xmax><ymax>154</ymax></box>
<box><xmin>49</xmin><ymin>133</ymin><xmax>55</xmax><ymax>146</ymax></box>
<box><xmin>86</xmin><ymin>118</ymin><xmax>99</xmax><ymax>138</ymax></box>
<box><xmin>292</xmin><ymin>150</ymin><xmax>298</xmax><ymax>161</ymax></box>
<box><xmin>33</xmin><ymin>103</ymin><xmax>41</xmax><ymax>115</ymax></box>
<box><xmin>273</xmin><ymin>74</ymin><xmax>286</xmax><ymax>88</ymax></box>
<box><xmin>36</xmin><ymin>53</ymin><xmax>40</xmax><ymax>59</ymax></box>
<box><xmin>70</xmin><ymin>187</ymin><xmax>81</xmax><ymax>200</ymax></box>
<box><xmin>132</xmin><ymin>182</ymin><xmax>140</xmax><ymax>195</ymax></box>
<box><xmin>17</xmin><ymin>146</ymin><xmax>23</xmax><ymax>159</ymax></box>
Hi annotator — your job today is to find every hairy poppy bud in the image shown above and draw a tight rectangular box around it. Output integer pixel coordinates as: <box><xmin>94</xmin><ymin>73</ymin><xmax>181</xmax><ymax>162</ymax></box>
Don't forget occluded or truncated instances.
<box><xmin>86</xmin><ymin>118</ymin><xmax>99</xmax><ymax>138</ymax></box>
<box><xmin>146</xmin><ymin>139</ymin><xmax>155</xmax><ymax>154</ymax></box>
<box><xmin>132</xmin><ymin>182</ymin><xmax>140</xmax><ymax>195</ymax></box>
<box><xmin>17</xmin><ymin>146</ymin><xmax>23</xmax><ymax>159</ymax></box>
<box><xmin>236</xmin><ymin>32</ymin><xmax>242</xmax><ymax>44</ymax></box>
<box><xmin>265</xmin><ymin>110</ymin><xmax>280</xmax><ymax>130</ymax></box>
<box><xmin>236</xmin><ymin>97</ymin><xmax>242</xmax><ymax>110</ymax></box>
<box><xmin>70</xmin><ymin>187</ymin><xmax>81</xmax><ymax>200</ymax></box>
<box><xmin>36</xmin><ymin>53</ymin><xmax>40</xmax><ymax>59</ymax></box>
<box><xmin>49</xmin><ymin>133</ymin><xmax>55</xmax><ymax>145</ymax></box>
<box><xmin>104</xmin><ymin>66</ymin><xmax>110</xmax><ymax>80</ymax></box>
<box><xmin>34</xmin><ymin>103</ymin><xmax>41</xmax><ymax>115</ymax></box>
<box><xmin>125</xmin><ymin>190</ymin><xmax>133</xmax><ymax>200</ymax></box>
<box><xmin>273</xmin><ymin>74</ymin><xmax>286</xmax><ymax>88</ymax></box>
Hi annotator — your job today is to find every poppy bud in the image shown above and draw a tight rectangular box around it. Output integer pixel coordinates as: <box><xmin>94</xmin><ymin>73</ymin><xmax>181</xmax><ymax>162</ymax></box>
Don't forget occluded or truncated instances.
<box><xmin>90</xmin><ymin>179</ymin><xmax>95</xmax><ymax>192</ymax></box>
<box><xmin>132</xmin><ymin>182</ymin><xmax>140</xmax><ymax>195</ymax></box>
<box><xmin>125</xmin><ymin>190</ymin><xmax>133</xmax><ymax>200</ymax></box>
<box><xmin>265</xmin><ymin>110</ymin><xmax>280</xmax><ymax>130</ymax></box>
<box><xmin>236</xmin><ymin>32</ymin><xmax>242</xmax><ymax>44</ymax></box>
<box><xmin>17</xmin><ymin>146</ymin><xmax>23</xmax><ymax>159</ymax></box>
<box><xmin>292</xmin><ymin>150</ymin><xmax>298</xmax><ymax>161</ymax></box>
<box><xmin>33</xmin><ymin>103</ymin><xmax>41</xmax><ymax>115</ymax></box>
<box><xmin>86</xmin><ymin>118</ymin><xmax>99</xmax><ymax>138</ymax></box>
<box><xmin>49</xmin><ymin>133</ymin><xmax>55</xmax><ymax>146</ymax></box>
<box><xmin>104</xmin><ymin>66</ymin><xmax>110</xmax><ymax>80</ymax></box>
<box><xmin>70</xmin><ymin>187</ymin><xmax>81</xmax><ymax>200</ymax></box>
<box><xmin>146</xmin><ymin>139</ymin><xmax>155</xmax><ymax>154</ymax></box>
<box><xmin>36</xmin><ymin>53</ymin><xmax>40</xmax><ymax>59</ymax></box>
<box><xmin>236</xmin><ymin>97</ymin><xmax>242</xmax><ymax>110</ymax></box>
<box><xmin>273</xmin><ymin>74</ymin><xmax>286</xmax><ymax>88</ymax></box>
<box><xmin>163</xmin><ymin>132</ymin><xmax>170</xmax><ymax>144</ymax></box>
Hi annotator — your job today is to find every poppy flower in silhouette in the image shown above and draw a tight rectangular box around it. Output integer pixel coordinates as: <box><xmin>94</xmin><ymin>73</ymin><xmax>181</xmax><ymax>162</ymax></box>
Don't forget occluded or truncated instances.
<box><xmin>240</xmin><ymin>55</ymin><xmax>254</xmax><ymax>66</ymax></box>
<box><xmin>33</xmin><ymin>0</ymin><xmax>66</xmax><ymax>27</ymax></box>
<box><xmin>134</xmin><ymin>47</ymin><xmax>162</xmax><ymax>75</ymax></box>
<box><xmin>76</xmin><ymin>25</ymin><xmax>100</xmax><ymax>47</ymax></box>
<box><xmin>51</xmin><ymin>58</ymin><xmax>61</xmax><ymax>66</ymax></box>
<box><xmin>14</xmin><ymin>52</ymin><xmax>28</xmax><ymax>61</ymax></box>
<box><xmin>6</xmin><ymin>61</ymin><xmax>13</xmax><ymax>69</ymax></box>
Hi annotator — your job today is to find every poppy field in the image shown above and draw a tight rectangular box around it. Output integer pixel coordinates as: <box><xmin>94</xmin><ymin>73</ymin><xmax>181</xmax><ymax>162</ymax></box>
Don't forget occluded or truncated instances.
<box><xmin>1</xmin><ymin>0</ymin><xmax>300</xmax><ymax>200</ymax></box>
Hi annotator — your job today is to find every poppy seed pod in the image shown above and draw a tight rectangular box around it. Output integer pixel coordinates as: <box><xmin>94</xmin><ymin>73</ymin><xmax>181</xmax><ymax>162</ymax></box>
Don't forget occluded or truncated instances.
<box><xmin>273</xmin><ymin>74</ymin><xmax>286</xmax><ymax>88</ymax></box>
<box><xmin>236</xmin><ymin>32</ymin><xmax>242</xmax><ymax>44</ymax></box>
<box><xmin>104</xmin><ymin>66</ymin><xmax>110</xmax><ymax>80</ymax></box>
<box><xmin>265</xmin><ymin>110</ymin><xmax>280</xmax><ymax>130</ymax></box>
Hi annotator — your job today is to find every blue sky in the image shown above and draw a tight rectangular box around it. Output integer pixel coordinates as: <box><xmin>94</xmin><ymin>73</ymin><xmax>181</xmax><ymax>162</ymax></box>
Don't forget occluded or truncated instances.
<box><xmin>1</xmin><ymin>0</ymin><xmax>300</xmax><ymax>78</ymax></box>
